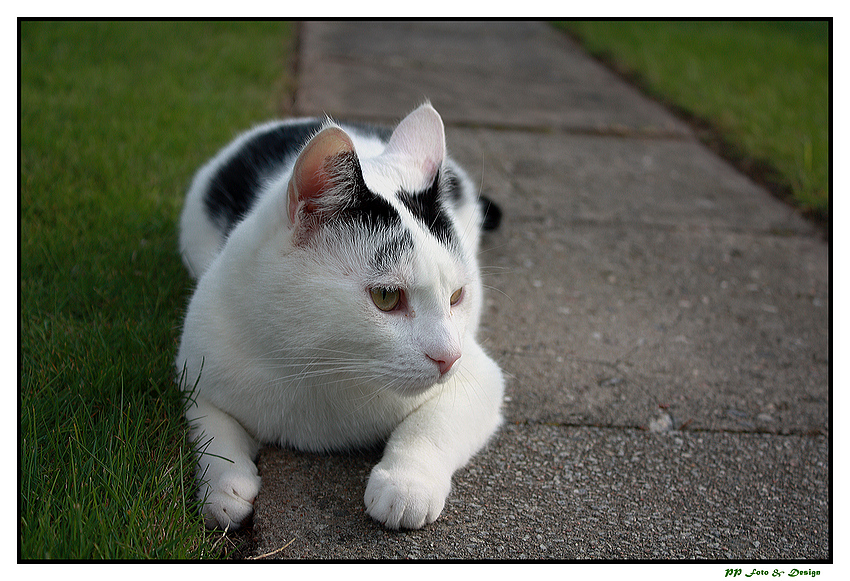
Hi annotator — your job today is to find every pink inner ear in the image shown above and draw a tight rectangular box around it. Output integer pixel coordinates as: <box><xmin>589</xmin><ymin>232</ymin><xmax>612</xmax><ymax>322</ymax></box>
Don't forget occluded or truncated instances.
<box><xmin>287</xmin><ymin>126</ymin><xmax>356</xmax><ymax>224</ymax></box>
<box><xmin>385</xmin><ymin>103</ymin><xmax>446</xmax><ymax>186</ymax></box>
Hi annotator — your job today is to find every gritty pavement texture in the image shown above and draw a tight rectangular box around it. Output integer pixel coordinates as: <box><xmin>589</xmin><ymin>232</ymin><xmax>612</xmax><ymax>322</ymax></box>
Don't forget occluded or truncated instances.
<box><xmin>251</xmin><ymin>21</ymin><xmax>830</xmax><ymax>561</ymax></box>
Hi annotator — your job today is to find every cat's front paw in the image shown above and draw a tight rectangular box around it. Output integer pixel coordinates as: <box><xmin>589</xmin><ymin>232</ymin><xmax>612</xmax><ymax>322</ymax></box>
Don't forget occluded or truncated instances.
<box><xmin>364</xmin><ymin>463</ymin><xmax>451</xmax><ymax>530</ymax></box>
<box><xmin>200</xmin><ymin>471</ymin><xmax>261</xmax><ymax>531</ymax></box>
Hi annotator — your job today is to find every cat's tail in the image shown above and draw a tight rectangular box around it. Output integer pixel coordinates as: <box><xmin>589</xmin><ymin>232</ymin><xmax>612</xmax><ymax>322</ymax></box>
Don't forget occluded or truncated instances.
<box><xmin>478</xmin><ymin>196</ymin><xmax>502</xmax><ymax>232</ymax></box>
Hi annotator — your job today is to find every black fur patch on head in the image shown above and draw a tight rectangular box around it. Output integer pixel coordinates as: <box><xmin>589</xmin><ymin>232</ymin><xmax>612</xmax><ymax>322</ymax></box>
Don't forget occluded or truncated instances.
<box><xmin>370</xmin><ymin>230</ymin><xmax>415</xmax><ymax>275</ymax></box>
<box><xmin>204</xmin><ymin>121</ymin><xmax>324</xmax><ymax>236</ymax></box>
<box><xmin>299</xmin><ymin>150</ymin><xmax>413</xmax><ymax>265</ymax></box>
<box><xmin>443</xmin><ymin>167</ymin><xmax>464</xmax><ymax>206</ymax></box>
<box><xmin>317</xmin><ymin>151</ymin><xmax>414</xmax><ymax>276</ymax></box>
<box><xmin>396</xmin><ymin>170</ymin><xmax>459</xmax><ymax>251</ymax></box>
<box><xmin>330</xmin><ymin>152</ymin><xmax>403</xmax><ymax>232</ymax></box>
<box><xmin>293</xmin><ymin>150</ymin><xmax>407</xmax><ymax>249</ymax></box>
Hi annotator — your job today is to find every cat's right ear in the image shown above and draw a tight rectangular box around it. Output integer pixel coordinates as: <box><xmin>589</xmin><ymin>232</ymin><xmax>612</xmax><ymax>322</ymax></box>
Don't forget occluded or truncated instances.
<box><xmin>286</xmin><ymin>126</ymin><xmax>356</xmax><ymax>230</ymax></box>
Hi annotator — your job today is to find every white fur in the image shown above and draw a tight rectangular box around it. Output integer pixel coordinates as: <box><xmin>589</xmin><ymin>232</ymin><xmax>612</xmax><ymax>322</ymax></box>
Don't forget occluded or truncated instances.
<box><xmin>176</xmin><ymin>104</ymin><xmax>504</xmax><ymax>530</ymax></box>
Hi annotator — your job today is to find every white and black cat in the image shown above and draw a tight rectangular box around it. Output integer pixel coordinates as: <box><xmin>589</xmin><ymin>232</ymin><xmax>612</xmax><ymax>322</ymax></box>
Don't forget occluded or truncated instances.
<box><xmin>176</xmin><ymin>103</ymin><xmax>504</xmax><ymax>530</ymax></box>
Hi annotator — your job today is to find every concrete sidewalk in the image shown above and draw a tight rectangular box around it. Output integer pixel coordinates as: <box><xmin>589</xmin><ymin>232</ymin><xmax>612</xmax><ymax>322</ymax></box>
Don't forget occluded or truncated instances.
<box><xmin>251</xmin><ymin>21</ymin><xmax>829</xmax><ymax>560</ymax></box>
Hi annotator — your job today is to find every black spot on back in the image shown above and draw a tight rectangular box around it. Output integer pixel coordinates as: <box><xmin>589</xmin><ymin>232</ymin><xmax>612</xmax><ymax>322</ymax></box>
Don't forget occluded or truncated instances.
<box><xmin>204</xmin><ymin>120</ymin><xmax>324</xmax><ymax>236</ymax></box>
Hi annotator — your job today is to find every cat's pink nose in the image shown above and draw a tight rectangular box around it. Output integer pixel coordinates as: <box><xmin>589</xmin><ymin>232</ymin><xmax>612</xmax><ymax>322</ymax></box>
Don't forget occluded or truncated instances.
<box><xmin>428</xmin><ymin>352</ymin><xmax>460</xmax><ymax>376</ymax></box>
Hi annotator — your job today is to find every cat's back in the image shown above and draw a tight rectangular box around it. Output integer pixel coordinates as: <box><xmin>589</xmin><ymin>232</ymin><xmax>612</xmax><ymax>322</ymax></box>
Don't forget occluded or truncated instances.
<box><xmin>179</xmin><ymin>118</ymin><xmax>396</xmax><ymax>279</ymax></box>
<box><xmin>178</xmin><ymin>119</ymin><xmax>320</xmax><ymax>277</ymax></box>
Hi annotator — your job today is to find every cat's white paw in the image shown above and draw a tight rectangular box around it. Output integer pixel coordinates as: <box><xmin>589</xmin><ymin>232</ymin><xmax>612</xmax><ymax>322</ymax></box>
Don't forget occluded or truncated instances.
<box><xmin>364</xmin><ymin>463</ymin><xmax>451</xmax><ymax>530</ymax></box>
<box><xmin>200</xmin><ymin>470</ymin><xmax>261</xmax><ymax>530</ymax></box>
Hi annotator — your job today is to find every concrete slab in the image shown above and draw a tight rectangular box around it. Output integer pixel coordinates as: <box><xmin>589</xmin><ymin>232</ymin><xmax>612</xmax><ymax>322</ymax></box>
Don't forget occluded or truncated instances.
<box><xmin>251</xmin><ymin>21</ymin><xmax>830</xmax><ymax>561</ymax></box>
<box><xmin>456</xmin><ymin>129</ymin><xmax>829</xmax><ymax>434</ymax></box>
<box><xmin>450</xmin><ymin>128</ymin><xmax>816</xmax><ymax>235</ymax></box>
<box><xmin>253</xmin><ymin>425</ymin><xmax>828</xmax><ymax>560</ymax></box>
<box><xmin>296</xmin><ymin>21</ymin><xmax>692</xmax><ymax>135</ymax></box>
<box><xmin>484</xmin><ymin>223</ymin><xmax>828</xmax><ymax>433</ymax></box>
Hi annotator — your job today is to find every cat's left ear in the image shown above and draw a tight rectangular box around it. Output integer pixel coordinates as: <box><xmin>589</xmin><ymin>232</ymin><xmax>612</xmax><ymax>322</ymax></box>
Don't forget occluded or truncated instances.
<box><xmin>286</xmin><ymin>126</ymin><xmax>356</xmax><ymax>228</ymax></box>
<box><xmin>384</xmin><ymin>103</ymin><xmax>446</xmax><ymax>189</ymax></box>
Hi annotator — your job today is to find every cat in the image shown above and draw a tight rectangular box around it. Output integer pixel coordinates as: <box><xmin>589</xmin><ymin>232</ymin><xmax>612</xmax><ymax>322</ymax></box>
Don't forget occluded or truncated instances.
<box><xmin>176</xmin><ymin>103</ymin><xmax>505</xmax><ymax>531</ymax></box>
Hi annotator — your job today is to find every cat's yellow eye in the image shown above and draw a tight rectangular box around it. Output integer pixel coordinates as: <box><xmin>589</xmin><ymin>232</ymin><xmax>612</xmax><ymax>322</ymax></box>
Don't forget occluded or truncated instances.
<box><xmin>371</xmin><ymin>287</ymin><xmax>401</xmax><ymax>312</ymax></box>
<box><xmin>450</xmin><ymin>288</ymin><xmax>463</xmax><ymax>306</ymax></box>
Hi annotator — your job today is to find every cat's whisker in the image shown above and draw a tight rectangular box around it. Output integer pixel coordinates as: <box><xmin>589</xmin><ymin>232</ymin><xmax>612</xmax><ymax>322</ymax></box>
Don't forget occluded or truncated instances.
<box><xmin>478</xmin><ymin>263</ymin><xmax>511</xmax><ymax>275</ymax></box>
<box><xmin>481</xmin><ymin>283</ymin><xmax>514</xmax><ymax>304</ymax></box>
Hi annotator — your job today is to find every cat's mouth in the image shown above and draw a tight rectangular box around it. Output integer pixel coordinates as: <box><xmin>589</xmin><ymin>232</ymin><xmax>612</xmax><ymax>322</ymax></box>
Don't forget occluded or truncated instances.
<box><xmin>386</xmin><ymin>363</ymin><xmax>458</xmax><ymax>397</ymax></box>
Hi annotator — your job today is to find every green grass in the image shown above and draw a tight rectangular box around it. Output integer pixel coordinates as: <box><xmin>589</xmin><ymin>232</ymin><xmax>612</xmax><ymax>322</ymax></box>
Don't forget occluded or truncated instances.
<box><xmin>20</xmin><ymin>20</ymin><xmax>294</xmax><ymax>559</ymax></box>
<box><xmin>555</xmin><ymin>20</ymin><xmax>829</xmax><ymax>221</ymax></box>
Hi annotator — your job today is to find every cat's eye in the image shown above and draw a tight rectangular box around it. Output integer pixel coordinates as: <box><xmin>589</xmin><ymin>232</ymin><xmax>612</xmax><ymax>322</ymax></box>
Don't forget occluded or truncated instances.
<box><xmin>371</xmin><ymin>287</ymin><xmax>401</xmax><ymax>312</ymax></box>
<box><xmin>450</xmin><ymin>288</ymin><xmax>463</xmax><ymax>306</ymax></box>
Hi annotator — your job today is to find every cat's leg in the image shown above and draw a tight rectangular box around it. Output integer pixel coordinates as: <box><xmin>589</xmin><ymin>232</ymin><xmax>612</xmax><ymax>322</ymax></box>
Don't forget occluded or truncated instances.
<box><xmin>187</xmin><ymin>397</ymin><xmax>261</xmax><ymax>530</ymax></box>
<box><xmin>364</xmin><ymin>342</ymin><xmax>504</xmax><ymax>529</ymax></box>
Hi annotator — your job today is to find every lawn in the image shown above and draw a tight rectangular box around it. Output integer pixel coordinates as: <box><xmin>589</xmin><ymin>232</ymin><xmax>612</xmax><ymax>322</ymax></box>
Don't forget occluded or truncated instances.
<box><xmin>555</xmin><ymin>20</ymin><xmax>830</xmax><ymax>222</ymax></box>
<box><xmin>20</xmin><ymin>20</ymin><xmax>294</xmax><ymax>559</ymax></box>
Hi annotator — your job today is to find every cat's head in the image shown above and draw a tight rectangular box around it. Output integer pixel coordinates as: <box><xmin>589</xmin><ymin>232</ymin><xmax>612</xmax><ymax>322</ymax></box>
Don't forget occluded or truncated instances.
<box><xmin>272</xmin><ymin>104</ymin><xmax>481</xmax><ymax>395</ymax></box>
